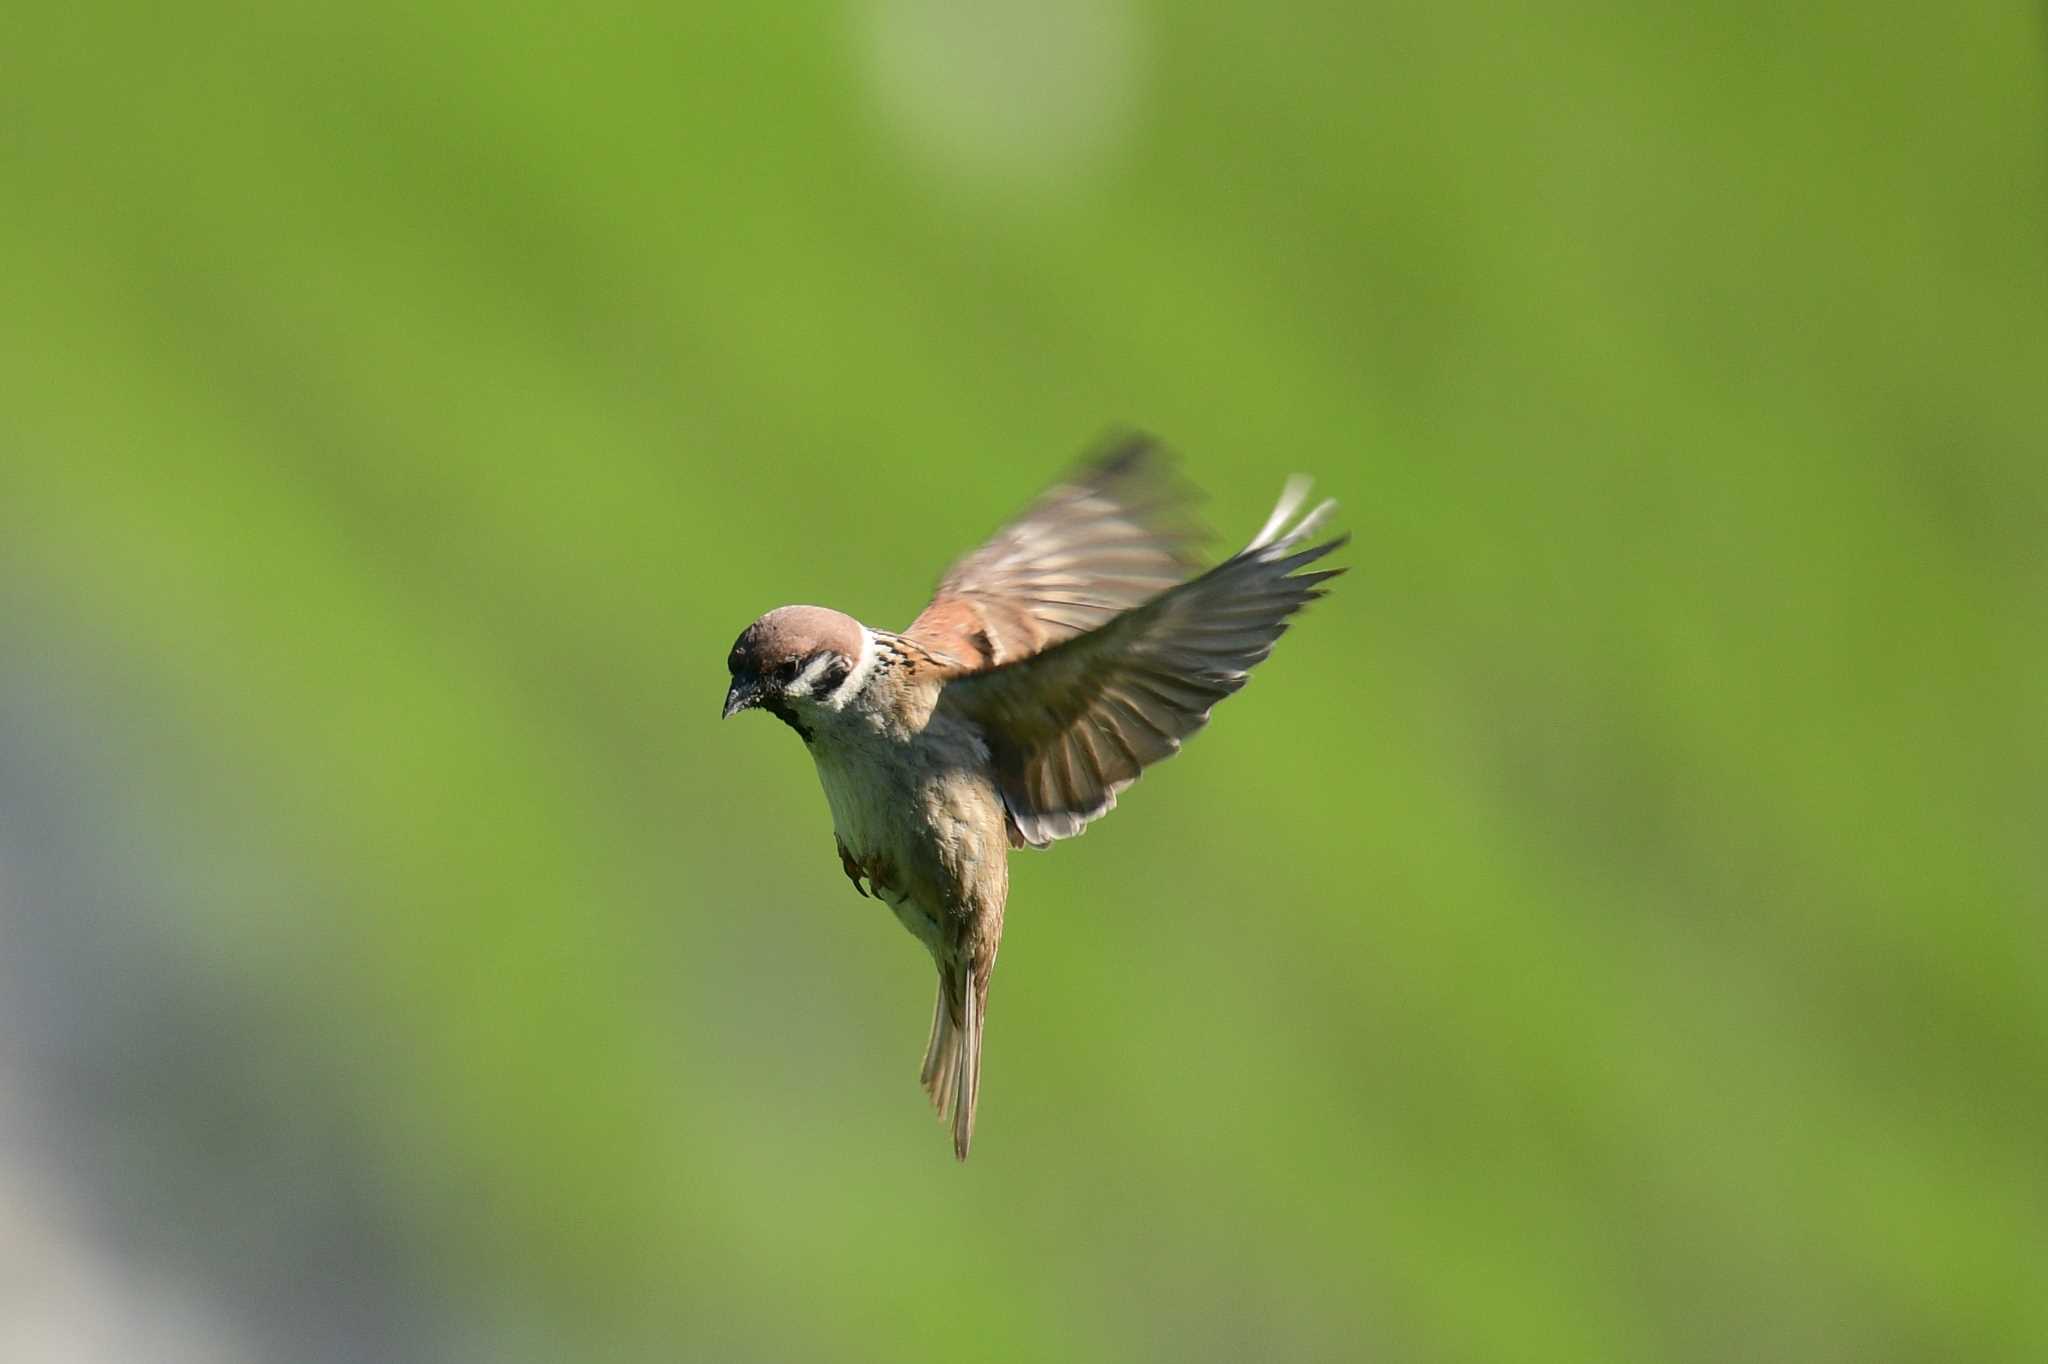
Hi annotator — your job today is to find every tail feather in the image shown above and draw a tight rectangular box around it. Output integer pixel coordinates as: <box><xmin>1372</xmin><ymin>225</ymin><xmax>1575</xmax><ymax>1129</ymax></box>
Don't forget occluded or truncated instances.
<box><xmin>955</xmin><ymin>981</ymin><xmax>980</xmax><ymax>1160</ymax></box>
<box><xmin>920</xmin><ymin>991</ymin><xmax>956</xmax><ymax>1115</ymax></box>
<box><xmin>919</xmin><ymin>970</ymin><xmax>985</xmax><ymax>1161</ymax></box>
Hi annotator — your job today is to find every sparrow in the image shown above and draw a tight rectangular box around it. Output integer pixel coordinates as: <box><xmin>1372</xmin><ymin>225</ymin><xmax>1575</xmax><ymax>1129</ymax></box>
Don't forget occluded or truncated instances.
<box><xmin>721</xmin><ymin>436</ymin><xmax>1345</xmax><ymax>1159</ymax></box>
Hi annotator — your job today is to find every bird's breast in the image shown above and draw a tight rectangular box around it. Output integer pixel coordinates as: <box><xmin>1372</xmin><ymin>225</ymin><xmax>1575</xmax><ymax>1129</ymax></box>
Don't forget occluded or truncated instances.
<box><xmin>807</xmin><ymin>717</ymin><xmax>1007</xmax><ymax>932</ymax></box>
<box><xmin>810</xmin><ymin>732</ymin><xmax>914</xmax><ymax>888</ymax></box>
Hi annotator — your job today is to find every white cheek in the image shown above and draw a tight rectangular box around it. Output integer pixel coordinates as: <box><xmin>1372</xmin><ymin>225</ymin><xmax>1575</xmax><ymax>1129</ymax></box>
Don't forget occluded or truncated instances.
<box><xmin>825</xmin><ymin>628</ymin><xmax>878</xmax><ymax>710</ymax></box>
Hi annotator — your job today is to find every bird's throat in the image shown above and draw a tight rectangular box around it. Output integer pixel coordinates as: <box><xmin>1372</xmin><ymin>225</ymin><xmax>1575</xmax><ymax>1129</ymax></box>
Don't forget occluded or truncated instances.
<box><xmin>762</xmin><ymin>696</ymin><xmax>814</xmax><ymax>744</ymax></box>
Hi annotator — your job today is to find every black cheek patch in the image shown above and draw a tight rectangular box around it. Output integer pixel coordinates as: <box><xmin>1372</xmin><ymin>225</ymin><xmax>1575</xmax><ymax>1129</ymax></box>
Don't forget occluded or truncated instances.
<box><xmin>812</xmin><ymin>655</ymin><xmax>852</xmax><ymax>697</ymax></box>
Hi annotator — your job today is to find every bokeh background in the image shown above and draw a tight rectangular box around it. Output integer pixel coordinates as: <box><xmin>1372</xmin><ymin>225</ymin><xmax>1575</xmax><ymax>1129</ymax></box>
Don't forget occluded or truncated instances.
<box><xmin>3</xmin><ymin>2</ymin><xmax>2044</xmax><ymax>1360</ymax></box>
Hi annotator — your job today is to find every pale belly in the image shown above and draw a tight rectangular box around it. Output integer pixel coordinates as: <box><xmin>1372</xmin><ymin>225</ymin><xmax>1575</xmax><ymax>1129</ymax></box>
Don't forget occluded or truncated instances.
<box><xmin>807</xmin><ymin>728</ymin><xmax>1007</xmax><ymax>958</ymax></box>
<box><xmin>811</xmin><ymin>740</ymin><xmax>945</xmax><ymax>951</ymax></box>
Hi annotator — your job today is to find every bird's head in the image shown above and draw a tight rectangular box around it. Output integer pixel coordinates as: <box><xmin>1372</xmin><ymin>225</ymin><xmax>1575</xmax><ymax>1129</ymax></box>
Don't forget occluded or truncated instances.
<box><xmin>722</xmin><ymin>605</ymin><xmax>866</xmax><ymax>729</ymax></box>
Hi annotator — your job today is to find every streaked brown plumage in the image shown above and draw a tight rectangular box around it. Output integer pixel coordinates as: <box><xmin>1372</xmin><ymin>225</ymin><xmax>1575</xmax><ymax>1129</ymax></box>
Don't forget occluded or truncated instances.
<box><xmin>722</xmin><ymin>435</ymin><xmax>1344</xmax><ymax>1158</ymax></box>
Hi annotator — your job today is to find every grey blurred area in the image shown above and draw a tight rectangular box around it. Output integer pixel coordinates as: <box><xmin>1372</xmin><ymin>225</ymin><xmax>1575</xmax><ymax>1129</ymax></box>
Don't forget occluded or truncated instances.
<box><xmin>0</xmin><ymin>625</ymin><xmax>434</xmax><ymax>1364</ymax></box>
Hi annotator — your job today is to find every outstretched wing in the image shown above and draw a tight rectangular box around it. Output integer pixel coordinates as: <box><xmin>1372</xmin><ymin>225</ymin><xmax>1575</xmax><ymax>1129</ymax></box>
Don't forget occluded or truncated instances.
<box><xmin>937</xmin><ymin>480</ymin><xmax>1345</xmax><ymax>848</ymax></box>
<box><xmin>902</xmin><ymin>434</ymin><xmax>1209</xmax><ymax>672</ymax></box>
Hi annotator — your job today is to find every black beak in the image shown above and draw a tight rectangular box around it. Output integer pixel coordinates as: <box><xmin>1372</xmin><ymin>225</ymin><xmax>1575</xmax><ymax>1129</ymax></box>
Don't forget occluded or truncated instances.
<box><xmin>722</xmin><ymin>672</ymin><xmax>764</xmax><ymax>719</ymax></box>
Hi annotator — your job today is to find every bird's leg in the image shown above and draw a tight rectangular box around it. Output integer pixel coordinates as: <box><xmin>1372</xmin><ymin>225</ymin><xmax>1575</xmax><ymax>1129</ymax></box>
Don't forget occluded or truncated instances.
<box><xmin>836</xmin><ymin>838</ymin><xmax>869</xmax><ymax>898</ymax></box>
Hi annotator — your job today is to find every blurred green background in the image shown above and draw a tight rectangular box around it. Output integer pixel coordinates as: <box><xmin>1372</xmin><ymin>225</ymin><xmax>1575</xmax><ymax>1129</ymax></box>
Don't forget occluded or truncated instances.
<box><xmin>2</xmin><ymin>1</ymin><xmax>2044</xmax><ymax>1360</ymax></box>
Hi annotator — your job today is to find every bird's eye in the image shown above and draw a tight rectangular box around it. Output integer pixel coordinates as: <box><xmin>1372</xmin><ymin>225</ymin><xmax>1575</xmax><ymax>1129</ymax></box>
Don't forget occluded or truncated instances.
<box><xmin>776</xmin><ymin>661</ymin><xmax>800</xmax><ymax>682</ymax></box>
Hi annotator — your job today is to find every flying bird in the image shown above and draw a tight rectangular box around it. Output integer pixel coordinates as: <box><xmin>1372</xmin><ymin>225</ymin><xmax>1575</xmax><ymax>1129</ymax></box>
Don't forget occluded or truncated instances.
<box><xmin>721</xmin><ymin>436</ymin><xmax>1345</xmax><ymax>1159</ymax></box>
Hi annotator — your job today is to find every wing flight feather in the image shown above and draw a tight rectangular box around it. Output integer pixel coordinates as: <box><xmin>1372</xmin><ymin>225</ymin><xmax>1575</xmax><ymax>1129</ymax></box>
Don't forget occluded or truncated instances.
<box><xmin>938</xmin><ymin>477</ymin><xmax>1345</xmax><ymax>847</ymax></box>
<box><xmin>902</xmin><ymin>434</ymin><xmax>1209</xmax><ymax>671</ymax></box>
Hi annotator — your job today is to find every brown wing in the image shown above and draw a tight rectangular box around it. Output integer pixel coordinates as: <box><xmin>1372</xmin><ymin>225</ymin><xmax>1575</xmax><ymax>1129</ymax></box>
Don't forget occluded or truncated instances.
<box><xmin>937</xmin><ymin>479</ymin><xmax>1345</xmax><ymax>848</ymax></box>
<box><xmin>902</xmin><ymin>434</ymin><xmax>1209</xmax><ymax>672</ymax></box>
